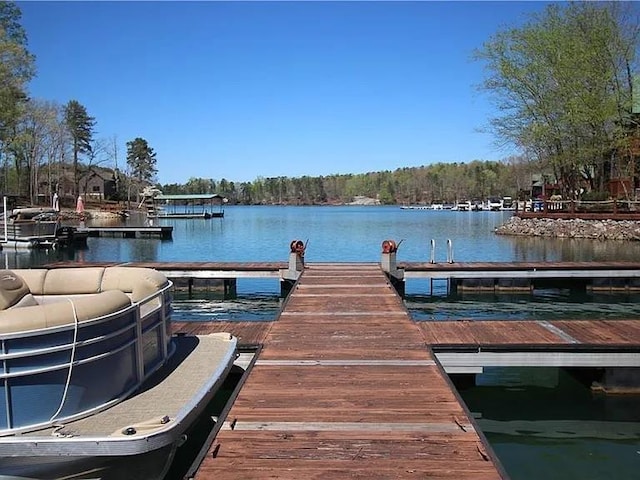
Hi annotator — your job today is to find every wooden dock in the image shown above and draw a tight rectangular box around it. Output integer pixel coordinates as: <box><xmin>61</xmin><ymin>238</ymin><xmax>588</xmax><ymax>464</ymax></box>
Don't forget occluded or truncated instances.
<box><xmin>189</xmin><ymin>263</ymin><xmax>506</xmax><ymax>479</ymax></box>
<box><xmin>398</xmin><ymin>260</ymin><xmax>640</xmax><ymax>292</ymax></box>
<box><xmin>77</xmin><ymin>226</ymin><xmax>173</xmax><ymax>239</ymax></box>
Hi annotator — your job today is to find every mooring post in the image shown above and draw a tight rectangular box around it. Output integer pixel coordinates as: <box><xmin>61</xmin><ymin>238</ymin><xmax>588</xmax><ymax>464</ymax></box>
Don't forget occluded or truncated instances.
<box><xmin>280</xmin><ymin>239</ymin><xmax>305</xmax><ymax>297</ymax></box>
<box><xmin>380</xmin><ymin>239</ymin><xmax>405</xmax><ymax>297</ymax></box>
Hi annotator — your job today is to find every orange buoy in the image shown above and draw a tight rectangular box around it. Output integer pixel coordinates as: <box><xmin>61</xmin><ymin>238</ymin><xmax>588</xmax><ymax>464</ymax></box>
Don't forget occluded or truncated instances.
<box><xmin>381</xmin><ymin>239</ymin><xmax>397</xmax><ymax>254</ymax></box>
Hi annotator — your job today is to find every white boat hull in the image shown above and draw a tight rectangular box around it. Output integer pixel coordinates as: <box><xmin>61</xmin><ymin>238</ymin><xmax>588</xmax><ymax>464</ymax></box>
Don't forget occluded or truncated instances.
<box><xmin>0</xmin><ymin>333</ymin><xmax>237</xmax><ymax>480</ymax></box>
<box><xmin>0</xmin><ymin>446</ymin><xmax>175</xmax><ymax>480</ymax></box>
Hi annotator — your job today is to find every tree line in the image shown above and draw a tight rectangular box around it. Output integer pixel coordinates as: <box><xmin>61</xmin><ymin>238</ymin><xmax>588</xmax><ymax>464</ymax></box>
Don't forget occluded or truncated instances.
<box><xmin>160</xmin><ymin>157</ymin><xmax>534</xmax><ymax>205</ymax></box>
<box><xmin>0</xmin><ymin>2</ymin><xmax>157</xmax><ymax>205</ymax></box>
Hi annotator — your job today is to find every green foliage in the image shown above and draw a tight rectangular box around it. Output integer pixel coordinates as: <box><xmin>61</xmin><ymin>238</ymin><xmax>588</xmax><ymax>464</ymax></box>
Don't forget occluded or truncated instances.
<box><xmin>0</xmin><ymin>1</ymin><xmax>35</xmax><ymax>142</ymax></box>
<box><xmin>582</xmin><ymin>190</ymin><xmax>609</xmax><ymax>201</ymax></box>
<box><xmin>126</xmin><ymin>137</ymin><xmax>157</xmax><ymax>184</ymax></box>
<box><xmin>160</xmin><ymin>159</ymin><xmax>531</xmax><ymax>206</ymax></box>
<box><xmin>475</xmin><ymin>2</ymin><xmax>640</xmax><ymax>197</ymax></box>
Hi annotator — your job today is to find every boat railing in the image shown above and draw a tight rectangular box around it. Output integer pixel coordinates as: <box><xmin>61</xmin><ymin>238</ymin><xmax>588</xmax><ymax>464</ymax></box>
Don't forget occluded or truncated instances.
<box><xmin>0</xmin><ymin>274</ymin><xmax>174</xmax><ymax>436</ymax></box>
<box><xmin>0</xmin><ymin>220</ymin><xmax>59</xmax><ymax>239</ymax></box>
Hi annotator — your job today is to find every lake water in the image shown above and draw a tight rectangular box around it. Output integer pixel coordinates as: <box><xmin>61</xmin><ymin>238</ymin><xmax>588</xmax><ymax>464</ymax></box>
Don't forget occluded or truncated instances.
<box><xmin>6</xmin><ymin>205</ymin><xmax>640</xmax><ymax>479</ymax></box>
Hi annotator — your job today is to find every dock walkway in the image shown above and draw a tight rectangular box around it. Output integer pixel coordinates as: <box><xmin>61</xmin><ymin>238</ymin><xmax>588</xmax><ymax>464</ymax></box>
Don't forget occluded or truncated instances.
<box><xmin>193</xmin><ymin>263</ymin><xmax>505</xmax><ymax>479</ymax></box>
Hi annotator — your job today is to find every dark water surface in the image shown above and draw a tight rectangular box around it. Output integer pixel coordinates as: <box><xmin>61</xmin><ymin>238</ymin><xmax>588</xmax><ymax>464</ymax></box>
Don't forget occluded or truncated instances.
<box><xmin>6</xmin><ymin>206</ymin><xmax>640</xmax><ymax>479</ymax></box>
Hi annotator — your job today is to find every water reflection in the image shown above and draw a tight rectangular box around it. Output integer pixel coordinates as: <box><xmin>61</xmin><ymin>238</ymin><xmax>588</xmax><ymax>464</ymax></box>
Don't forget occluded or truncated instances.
<box><xmin>511</xmin><ymin>236</ymin><xmax>640</xmax><ymax>262</ymax></box>
<box><xmin>171</xmin><ymin>292</ymin><xmax>280</xmax><ymax>322</ymax></box>
<box><xmin>457</xmin><ymin>368</ymin><xmax>640</xmax><ymax>480</ymax></box>
<box><xmin>407</xmin><ymin>291</ymin><xmax>640</xmax><ymax>321</ymax></box>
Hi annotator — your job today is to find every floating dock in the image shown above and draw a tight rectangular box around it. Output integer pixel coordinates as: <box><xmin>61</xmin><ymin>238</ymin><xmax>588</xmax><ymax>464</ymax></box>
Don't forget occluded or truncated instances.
<box><xmin>398</xmin><ymin>260</ymin><xmax>640</xmax><ymax>293</ymax></box>
<box><xmin>77</xmin><ymin>226</ymin><xmax>173</xmax><ymax>240</ymax></box>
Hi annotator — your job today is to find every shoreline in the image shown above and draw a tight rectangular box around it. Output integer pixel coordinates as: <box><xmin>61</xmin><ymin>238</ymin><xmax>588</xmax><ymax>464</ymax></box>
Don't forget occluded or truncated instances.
<box><xmin>496</xmin><ymin>216</ymin><xmax>640</xmax><ymax>241</ymax></box>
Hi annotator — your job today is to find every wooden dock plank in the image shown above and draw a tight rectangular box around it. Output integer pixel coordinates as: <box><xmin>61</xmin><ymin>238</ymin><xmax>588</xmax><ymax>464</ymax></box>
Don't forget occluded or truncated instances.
<box><xmin>261</xmin><ymin>320</ymin><xmax>429</xmax><ymax>360</ymax></box>
<box><xmin>199</xmin><ymin>459</ymin><xmax>500</xmax><ymax>480</ymax></box>
<box><xmin>417</xmin><ymin>320</ymin><xmax>569</xmax><ymax>346</ymax></box>
<box><xmin>227</xmin><ymin>366</ymin><xmax>464</xmax><ymax>422</ymax></box>
<box><xmin>551</xmin><ymin>320</ymin><xmax>640</xmax><ymax>345</ymax></box>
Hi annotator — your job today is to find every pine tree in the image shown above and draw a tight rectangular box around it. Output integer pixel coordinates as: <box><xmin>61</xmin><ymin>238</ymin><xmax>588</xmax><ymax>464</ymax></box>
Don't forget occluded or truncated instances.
<box><xmin>64</xmin><ymin>100</ymin><xmax>95</xmax><ymax>196</ymax></box>
<box><xmin>126</xmin><ymin>137</ymin><xmax>157</xmax><ymax>184</ymax></box>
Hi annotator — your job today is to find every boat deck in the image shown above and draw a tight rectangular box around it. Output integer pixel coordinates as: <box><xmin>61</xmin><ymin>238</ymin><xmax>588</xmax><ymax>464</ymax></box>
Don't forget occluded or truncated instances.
<box><xmin>192</xmin><ymin>263</ymin><xmax>505</xmax><ymax>479</ymax></box>
<box><xmin>5</xmin><ymin>333</ymin><xmax>236</xmax><ymax>457</ymax></box>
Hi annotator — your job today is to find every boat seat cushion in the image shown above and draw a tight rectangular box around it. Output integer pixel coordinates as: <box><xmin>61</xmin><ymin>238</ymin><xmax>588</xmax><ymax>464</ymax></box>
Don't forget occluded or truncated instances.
<box><xmin>0</xmin><ymin>290</ymin><xmax>132</xmax><ymax>334</ymax></box>
<box><xmin>12</xmin><ymin>269</ymin><xmax>47</xmax><ymax>295</ymax></box>
<box><xmin>101</xmin><ymin>267</ymin><xmax>170</xmax><ymax>302</ymax></box>
<box><xmin>0</xmin><ymin>270</ymin><xmax>35</xmax><ymax>309</ymax></box>
<box><xmin>9</xmin><ymin>293</ymin><xmax>39</xmax><ymax>308</ymax></box>
<box><xmin>42</xmin><ymin>267</ymin><xmax>106</xmax><ymax>295</ymax></box>
<box><xmin>13</xmin><ymin>267</ymin><xmax>169</xmax><ymax>302</ymax></box>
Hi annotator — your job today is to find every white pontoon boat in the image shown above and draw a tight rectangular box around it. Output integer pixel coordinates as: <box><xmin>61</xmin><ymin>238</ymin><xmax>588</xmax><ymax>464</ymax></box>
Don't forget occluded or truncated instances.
<box><xmin>0</xmin><ymin>266</ymin><xmax>237</xmax><ymax>479</ymax></box>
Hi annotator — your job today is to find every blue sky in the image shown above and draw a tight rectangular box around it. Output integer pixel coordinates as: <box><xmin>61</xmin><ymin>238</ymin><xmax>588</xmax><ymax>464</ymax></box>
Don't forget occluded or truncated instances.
<box><xmin>19</xmin><ymin>1</ymin><xmax>553</xmax><ymax>185</ymax></box>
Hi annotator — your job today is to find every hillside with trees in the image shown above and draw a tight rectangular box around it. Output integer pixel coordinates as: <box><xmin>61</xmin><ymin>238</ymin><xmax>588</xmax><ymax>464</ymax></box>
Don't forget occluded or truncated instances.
<box><xmin>160</xmin><ymin>158</ymin><xmax>532</xmax><ymax>206</ymax></box>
